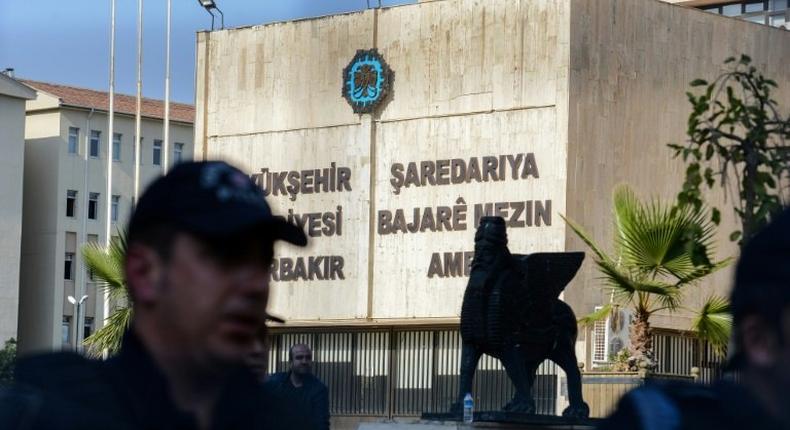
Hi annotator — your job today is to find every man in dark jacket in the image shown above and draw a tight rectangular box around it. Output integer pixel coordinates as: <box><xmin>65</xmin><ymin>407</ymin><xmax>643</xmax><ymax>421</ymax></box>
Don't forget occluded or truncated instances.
<box><xmin>0</xmin><ymin>161</ymin><xmax>307</xmax><ymax>430</ymax></box>
<box><xmin>599</xmin><ymin>208</ymin><xmax>790</xmax><ymax>429</ymax></box>
<box><xmin>264</xmin><ymin>344</ymin><xmax>330</xmax><ymax>430</ymax></box>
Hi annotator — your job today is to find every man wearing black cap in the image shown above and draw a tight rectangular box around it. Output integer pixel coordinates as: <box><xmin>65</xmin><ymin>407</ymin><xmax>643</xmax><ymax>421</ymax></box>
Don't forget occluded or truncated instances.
<box><xmin>599</xmin><ymin>208</ymin><xmax>790</xmax><ymax>429</ymax></box>
<box><xmin>0</xmin><ymin>161</ymin><xmax>307</xmax><ymax>429</ymax></box>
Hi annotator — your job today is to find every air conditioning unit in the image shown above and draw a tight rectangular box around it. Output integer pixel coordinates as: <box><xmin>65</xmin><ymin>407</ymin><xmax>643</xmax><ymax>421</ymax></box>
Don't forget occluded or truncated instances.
<box><xmin>592</xmin><ymin>306</ymin><xmax>632</xmax><ymax>365</ymax></box>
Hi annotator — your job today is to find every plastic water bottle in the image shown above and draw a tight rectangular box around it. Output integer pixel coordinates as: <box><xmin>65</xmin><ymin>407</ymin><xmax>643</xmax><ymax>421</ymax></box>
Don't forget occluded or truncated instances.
<box><xmin>463</xmin><ymin>393</ymin><xmax>474</xmax><ymax>424</ymax></box>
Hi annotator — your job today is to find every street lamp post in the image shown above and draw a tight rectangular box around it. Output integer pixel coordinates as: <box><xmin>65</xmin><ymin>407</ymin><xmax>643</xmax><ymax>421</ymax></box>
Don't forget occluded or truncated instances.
<box><xmin>67</xmin><ymin>295</ymin><xmax>89</xmax><ymax>352</ymax></box>
<box><xmin>197</xmin><ymin>0</ymin><xmax>224</xmax><ymax>30</ymax></box>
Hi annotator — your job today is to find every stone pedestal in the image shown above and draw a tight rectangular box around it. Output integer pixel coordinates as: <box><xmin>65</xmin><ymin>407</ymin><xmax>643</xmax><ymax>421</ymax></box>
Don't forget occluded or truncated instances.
<box><xmin>416</xmin><ymin>412</ymin><xmax>600</xmax><ymax>429</ymax></box>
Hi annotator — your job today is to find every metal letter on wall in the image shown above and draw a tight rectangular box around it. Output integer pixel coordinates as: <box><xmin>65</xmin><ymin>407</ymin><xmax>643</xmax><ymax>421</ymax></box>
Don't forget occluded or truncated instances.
<box><xmin>342</xmin><ymin>48</ymin><xmax>393</xmax><ymax>114</ymax></box>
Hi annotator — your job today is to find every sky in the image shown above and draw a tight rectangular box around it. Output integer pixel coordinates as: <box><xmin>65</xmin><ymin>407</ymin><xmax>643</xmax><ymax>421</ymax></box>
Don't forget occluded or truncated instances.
<box><xmin>0</xmin><ymin>0</ymin><xmax>414</xmax><ymax>104</ymax></box>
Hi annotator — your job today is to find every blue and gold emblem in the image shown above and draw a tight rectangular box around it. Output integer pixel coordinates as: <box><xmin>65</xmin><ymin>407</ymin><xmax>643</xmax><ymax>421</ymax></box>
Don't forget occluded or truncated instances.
<box><xmin>342</xmin><ymin>49</ymin><xmax>393</xmax><ymax>114</ymax></box>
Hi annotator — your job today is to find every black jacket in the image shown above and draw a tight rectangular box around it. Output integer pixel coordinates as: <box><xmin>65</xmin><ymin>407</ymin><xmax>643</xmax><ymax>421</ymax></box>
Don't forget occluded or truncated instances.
<box><xmin>0</xmin><ymin>332</ymin><xmax>268</xmax><ymax>430</ymax></box>
<box><xmin>263</xmin><ymin>371</ymin><xmax>329</xmax><ymax>430</ymax></box>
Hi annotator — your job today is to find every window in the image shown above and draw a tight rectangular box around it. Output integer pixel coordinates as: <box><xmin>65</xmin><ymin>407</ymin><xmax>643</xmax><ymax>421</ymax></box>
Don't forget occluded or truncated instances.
<box><xmin>153</xmin><ymin>140</ymin><xmax>162</xmax><ymax>166</ymax></box>
<box><xmin>62</xmin><ymin>317</ymin><xmax>71</xmax><ymax>345</ymax></box>
<box><xmin>88</xmin><ymin>193</ymin><xmax>99</xmax><ymax>220</ymax></box>
<box><xmin>705</xmin><ymin>1</ymin><xmax>789</xmax><ymax>25</ymax></box>
<box><xmin>745</xmin><ymin>1</ymin><xmax>765</xmax><ymax>12</ymax></box>
<box><xmin>592</xmin><ymin>306</ymin><xmax>608</xmax><ymax>363</ymax></box>
<box><xmin>722</xmin><ymin>3</ymin><xmax>742</xmax><ymax>15</ymax></box>
<box><xmin>173</xmin><ymin>142</ymin><xmax>184</xmax><ymax>164</ymax></box>
<box><xmin>111</xmin><ymin>195</ymin><xmax>120</xmax><ymax>222</ymax></box>
<box><xmin>66</xmin><ymin>190</ymin><xmax>77</xmax><ymax>217</ymax></box>
<box><xmin>89</xmin><ymin>130</ymin><xmax>101</xmax><ymax>158</ymax></box>
<box><xmin>84</xmin><ymin>317</ymin><xmax>94</xmax><ymax>339</ymax></box>
<box><xmin>112</xmin><ymin>133</ymin><xmax>122</xmax><ymax>162</ymax></box>
<box><xmin>64</xmin><ymin>252</ymin><xmax>75</xmax><ymax>280</ymax></box>
<box><xmin>68</xmin><ymin>127</ymin><xmax>79</xmax><ymax>154</ymax></box>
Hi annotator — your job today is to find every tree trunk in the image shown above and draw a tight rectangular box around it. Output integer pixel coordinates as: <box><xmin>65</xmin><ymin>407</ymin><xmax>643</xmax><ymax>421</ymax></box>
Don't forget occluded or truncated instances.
<box><xmin>629</xmin><ymin>311</ymin><xmax>655</xmax><ymax>371</ymax></box>
<box><xmin>742</xmin><ymin>139</ymin><xmax>758</xmax><ymax>242</ymax></box>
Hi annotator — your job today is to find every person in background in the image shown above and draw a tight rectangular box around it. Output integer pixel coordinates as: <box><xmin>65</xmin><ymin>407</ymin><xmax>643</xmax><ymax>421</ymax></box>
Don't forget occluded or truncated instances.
<box><xmin>265</xmin><ymin>344</ymin><xmax>330</xmax><ymax>430</ymax></box>
<box><xmin>0</xmin><ymin>161</ymin><xmax>307</xmax><ymax>430</ymax></box>
<box><xmin>599</xmin><ymin>207</ymin><xmax>790</xmax><ymax>429</ymax></box>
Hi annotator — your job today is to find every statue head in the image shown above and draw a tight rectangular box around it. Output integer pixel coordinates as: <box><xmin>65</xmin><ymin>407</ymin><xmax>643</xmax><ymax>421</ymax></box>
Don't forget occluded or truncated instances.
<box><xmin>475</xmin><ymin>216</ymin><xmax>507</xmax><ymax>243</ymax></box>
<box><xmin>474</xmin><ymin>216</ymin><xmax>509</xmax><ymax>256</ymax></box>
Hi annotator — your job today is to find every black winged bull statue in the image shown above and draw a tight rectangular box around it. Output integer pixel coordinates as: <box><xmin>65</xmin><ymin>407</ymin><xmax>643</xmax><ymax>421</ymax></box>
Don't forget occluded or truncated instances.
<box><xmin>452</xmin><ymin>216</ymin><xmax>589</xmax><ymax>419</ymax></box>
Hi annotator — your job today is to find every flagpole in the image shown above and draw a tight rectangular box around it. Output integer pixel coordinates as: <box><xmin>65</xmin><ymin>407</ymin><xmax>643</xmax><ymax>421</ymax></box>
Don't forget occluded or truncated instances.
<box><xmin>163</xmin><ymin>0</ymin><xmax>171</xmax><ymax>172</ymax></box>
<box><xmin>134</xmin><ymin>0</ymin><xmax>143</xmax><ymax>202</ymax></box>
<box><xmin>104</xmin><ymin>0</ymin><xmax>116</xmax><ymax>356</ymax></box>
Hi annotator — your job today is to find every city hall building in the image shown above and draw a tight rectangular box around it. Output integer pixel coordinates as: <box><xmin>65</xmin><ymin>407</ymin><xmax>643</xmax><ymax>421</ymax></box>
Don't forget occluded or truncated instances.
<box><xmin>194</xmin><ymin>0</ymin><xmax>789</xmax><ymax>419</ymax></box>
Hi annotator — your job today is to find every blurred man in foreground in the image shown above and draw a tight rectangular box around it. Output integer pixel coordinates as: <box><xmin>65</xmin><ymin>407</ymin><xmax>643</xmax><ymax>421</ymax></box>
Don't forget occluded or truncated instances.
<box><xmin>264</xmin><ymin>344</ymin><xmax>330</xmax><ymax>430</ymax></box>
<box><xmin>1</xmin><ymin>161</ymin><xmax>306</xmax><ymax>429</ymax></box>
<box><xmin>599</xmin><ymin>208</ymin><xmax>790</xmax><ymax>429</ymax></box>
<box><xmin>247</xmin><ymin>315</ymin><xmax>284</xmax><ymax>383</ymax></box>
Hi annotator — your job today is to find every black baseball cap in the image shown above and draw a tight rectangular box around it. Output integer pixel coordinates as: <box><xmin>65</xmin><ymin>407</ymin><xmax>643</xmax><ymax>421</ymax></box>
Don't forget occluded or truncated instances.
<box><xmin>128</xmin><ymin>161</ymin><xmax>307</xmax><ymax>247</ymax></box>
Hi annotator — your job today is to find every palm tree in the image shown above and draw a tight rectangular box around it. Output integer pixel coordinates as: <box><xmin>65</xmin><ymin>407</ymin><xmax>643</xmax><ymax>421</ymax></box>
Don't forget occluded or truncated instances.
<box><xmin>563</xmin><ymin>185</ymin><xmax>732</xmax><ymax>369</ymax></box>
<box><xmin>81</xmin><ymin>234</ymin><xmax>131</xmax><ymax>357</ymax></box>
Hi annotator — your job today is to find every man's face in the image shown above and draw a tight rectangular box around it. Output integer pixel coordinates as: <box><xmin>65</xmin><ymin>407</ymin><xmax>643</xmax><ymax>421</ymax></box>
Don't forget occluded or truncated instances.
<box><xmin>736</xmin><ymin>307</ymin><xmax>790</xmax><ymax>425</ymax></box>
<box><xmin>290</xmin><ymin>345</ymin><xmax>313</xmax><ymax>376</ymax></box>
<box><xmin>739</xmin><ymin>306</ymin><xmax>790</xmax><ymax>389</ymax></box>
<box><xmin>152</xmin><ymin>233</ymin><xmax>272</xmax><ymax>367</ymax></box>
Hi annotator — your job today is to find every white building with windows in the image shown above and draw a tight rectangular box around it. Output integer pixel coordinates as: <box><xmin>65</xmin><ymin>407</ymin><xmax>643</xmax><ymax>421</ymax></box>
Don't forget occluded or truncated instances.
<box><xmin>0</xmin><ymin>72</ymin><xmax>36</xmax><ymax>346</ymax></box>
<box><xmin>18</xmin><ymin>80</ymin><xmax>194</xmax><ymax>353</ymax></box>
<box><xmin>666</xmin><ymin>0</ymin><xmax>789</xmax><ymax>29</ymax></box>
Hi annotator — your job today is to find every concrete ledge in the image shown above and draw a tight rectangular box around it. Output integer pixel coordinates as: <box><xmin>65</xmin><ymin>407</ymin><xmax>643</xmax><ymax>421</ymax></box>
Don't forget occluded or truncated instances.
<box><xmin>421</xmin><ymin>412</ymin><xmax>599</xmax><ymax>429</ymax></box>
<box><xmin>339</xmin><ymin>413</ymin><xmax>601</xmax><ymax>429</ymax></box>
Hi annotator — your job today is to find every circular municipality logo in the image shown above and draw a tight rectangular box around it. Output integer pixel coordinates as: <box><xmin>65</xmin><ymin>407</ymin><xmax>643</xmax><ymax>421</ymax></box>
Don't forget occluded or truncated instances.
<box><xmin>342</xmin><ymin>49</ymin><xmax>393</xmax><ymax>114</ymax></box>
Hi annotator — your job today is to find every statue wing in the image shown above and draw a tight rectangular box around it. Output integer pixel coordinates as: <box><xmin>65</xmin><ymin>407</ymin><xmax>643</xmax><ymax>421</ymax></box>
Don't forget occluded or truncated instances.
<box><xmin>512</xmin><ymin>252</ymin><xmax>585</xmax><ymax>302</ymax></box>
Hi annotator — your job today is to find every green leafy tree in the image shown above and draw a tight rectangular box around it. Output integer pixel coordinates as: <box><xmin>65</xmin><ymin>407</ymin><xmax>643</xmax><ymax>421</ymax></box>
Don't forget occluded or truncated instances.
<box><xmin>669</xmin><ymin>55</ymin><xmax>790</xmax><ymax>244</ymax></box>
<box><xmin>0</xmin><ymin>338</ymin><xmax>17</xmax><ymax>386</ymax></box>
<box><xmin>563</xmin><ymin>185</ymin><xmax>732</xmax><ymax>369</ymax></box>
<box><xmin>82</xmin><ymin>235</ymin><xmax>131</xmax><ymax>357</ymax></box>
